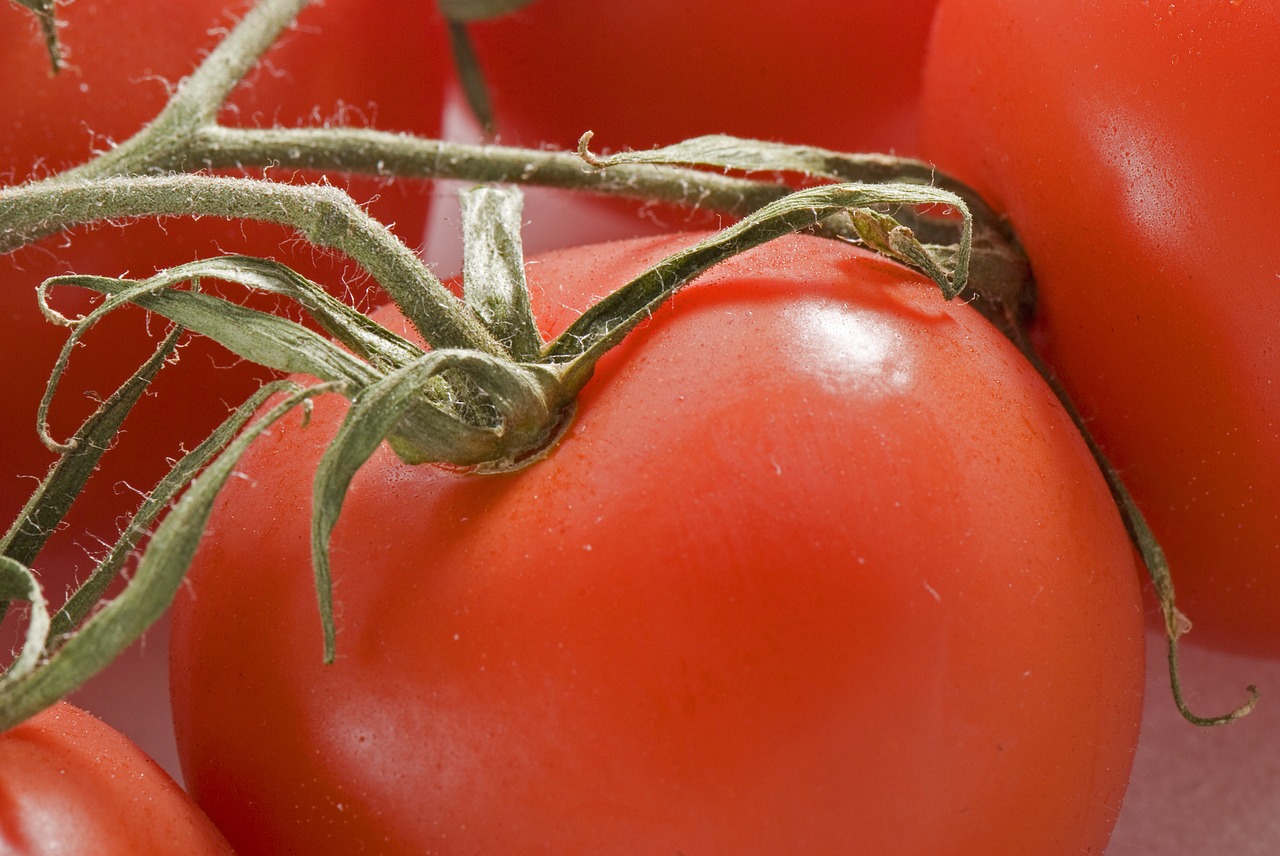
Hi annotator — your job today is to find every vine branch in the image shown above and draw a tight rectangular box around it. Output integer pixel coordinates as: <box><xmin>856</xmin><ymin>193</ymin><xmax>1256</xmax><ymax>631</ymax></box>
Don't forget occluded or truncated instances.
<box><xmin>58</xmin><ymin>0</ymin><xmax>313</xmax><ymax>182</ymax></box>
<box><xmin>0</xmin><ymin>0</ymin><xmax>1251</xmax><ymax>732</ymax></box>
<box><xmin>0</xmin><ymin>174</ymin><xmax>504</xmax><ymax>356</ymax></box>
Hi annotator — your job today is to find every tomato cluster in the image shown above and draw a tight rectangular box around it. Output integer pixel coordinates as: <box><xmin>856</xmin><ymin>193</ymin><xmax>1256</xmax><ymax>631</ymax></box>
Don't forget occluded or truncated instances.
<box><xmin>1</xmin><ymin>0</ymin><xmax>1274</xmax><ymax>854</ymax></box>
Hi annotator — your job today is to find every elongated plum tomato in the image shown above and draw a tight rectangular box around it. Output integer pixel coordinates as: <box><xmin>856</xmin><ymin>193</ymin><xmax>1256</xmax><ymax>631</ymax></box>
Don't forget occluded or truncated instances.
<box><xmin>918</xmin><ymin>0</ymin><xmax>1280</xmax><ymax>653</ymax></box>
<box><xmin>171</xmin><ymin>233</ymin><xmax>1144</xmax><ymax>854</ymax></box>
<box><xmin>0</xmin><ymin>702</ymin><xmax>232</xmax><ymax>854</ymax></box>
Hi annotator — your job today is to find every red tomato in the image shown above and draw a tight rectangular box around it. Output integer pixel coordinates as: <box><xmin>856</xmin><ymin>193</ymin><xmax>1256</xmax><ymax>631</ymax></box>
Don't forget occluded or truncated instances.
<box><xmin>918</xmin><ymin>0</ymin><xmax>1280</xmax><ymax>655</ymax></box>
<box><xmin>171</xmin><ymin>233</ymin><xmax>1144</xmax><ymax>854</ymax></box>
<box><xmin>0</xmin><ymin>701</ymin><xmax>232</xmax><ymax>854</ymax></box>
<box><xmin>0</xmin><ymin>0</ymin><xmax>448</xmax><ymax>569</ymax></box>
<box><xmin>465</xmin><ymin>0</ymin><xmax>939</xmax><ymax>155</ymax></box>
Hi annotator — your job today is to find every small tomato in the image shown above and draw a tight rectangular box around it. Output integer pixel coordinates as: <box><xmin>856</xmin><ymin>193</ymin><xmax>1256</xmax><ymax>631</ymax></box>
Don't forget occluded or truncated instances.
<box><xmin>0</xmin><ymin>702</ymin><xmax>232</xmax><ymax>854</ymax></box>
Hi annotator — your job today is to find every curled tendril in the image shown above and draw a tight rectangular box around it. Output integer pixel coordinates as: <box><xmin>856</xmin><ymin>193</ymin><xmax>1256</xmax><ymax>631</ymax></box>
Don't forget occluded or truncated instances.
<box><xmin>35</xmin><ymin>275</ymin><xmax>197</xmax><ymax>454</ymax></box>
<box><xmin>0</xmin><ymin>558</ymin><xmax>52</xmax><ymax>685</ymax></box>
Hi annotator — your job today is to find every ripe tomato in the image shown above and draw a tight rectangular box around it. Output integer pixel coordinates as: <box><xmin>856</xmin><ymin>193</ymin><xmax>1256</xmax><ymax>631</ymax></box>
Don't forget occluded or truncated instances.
<box><xmin>918</xmin><ymin>0</ymin><xmax>1280</xmax><ymax>654</ymax></box>
<box><xmin>0</xmin><ymin>701</ymin><xmax>232</xmax><ymax>854</ymax></box>
<box><xmin>171</xmin><ymin>232</ymin><xmax>1144</xmax><ymax>854</ymax></box>
<box><xmin>464</xmin><ymin>0</ymin><xmax>939</xmax><ymax>155</ymax></box>
<box><xmin>1</xmin><ymin>0</ymin><xmax>448</xmax><ymax>564</ymax></box>
<box><xmin>426</xmin><ymin>0</ymin><xmax>942</xmax><ymax>261</ymax></box>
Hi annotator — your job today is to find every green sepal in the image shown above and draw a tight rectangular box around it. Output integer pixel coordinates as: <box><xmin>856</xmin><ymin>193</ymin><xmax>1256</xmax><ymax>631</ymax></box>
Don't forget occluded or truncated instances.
<box><xmin>0</xmin><ymin>381</ymin><xmax>335</xmax><ymax>733</ymax></box>
<box><xmin>46</xmin><ymin>379</ymin><xmax>317</xmax><ymax>639</ymax></box>
<box><xmin>130</xmin><ymin>255</ymin><xmax>426</xmax><ymax>370</ymax></box>
<box><xmin>578</xmin><ymin>133</ymin><xmax>913</xmax><ymax>185</ymax></box>
<box><xmin>460</xmin><ymin>186</ymin><xmax>543</xmax><ymax>362</ymax></box>
<box><xmin>543</xmin><ymin>180</ymin><xmax>971</xmax><ymax>396</ymax></box>
<box><xmin>311</xmin><ymin>350</ymin><xmax>555</xmax><ymax>662</ymax></box>
<box><xmin>577</xmin><ymin>136</ymin><xmax>973</xmax><ymax>297</ymax></box>
<box><xmin>1</xmin><ymin>326</ymin><xmax>180</xmax><ymax>568</ymax></box>
<box><xmin>40</xmin><ymin>271</ymin><xmax>382</xmax><ymax>398</ymax></box>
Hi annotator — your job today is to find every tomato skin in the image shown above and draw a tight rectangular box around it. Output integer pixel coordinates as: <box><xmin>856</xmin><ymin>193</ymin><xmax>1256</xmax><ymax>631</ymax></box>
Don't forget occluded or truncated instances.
<box><xmin>466</xmin><ymin>0</ymin><xmax>939</xmax><ymax>155</ymax></box>
<box><xmin>918</xmin><ymin>1</ymin><xmax>1280</xmax><ymax>654</ymax></box>
<box><xmin>171</xmin><ymin>233</ymin><xmax>1144</xmax><ymax>854</ymax></box>
<box><xmin>0</xmin><ymin>702</ymin><xmax>233</xmax><ymax>854</ymax></box>
<box><xmin>0</xmin><ymin>0</ymin><xmax>448</xmax><ymax>561</ymax></box>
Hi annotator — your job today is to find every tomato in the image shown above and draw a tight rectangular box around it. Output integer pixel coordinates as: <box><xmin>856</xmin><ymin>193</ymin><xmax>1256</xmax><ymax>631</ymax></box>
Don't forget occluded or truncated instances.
<box><xmin>0</xmin><ymin>701</ymin><xmax>232</xmax><ymax>854</ymax></box>
<box><xmin>0</xmin><ymin>0</ymin><xmax>448</xmax><ymax>568</ymax></box>
<box><xmin>465</xmin><ymin>0</ymin><xmax>939</xmax><ymax>155</ymax></box>
<box><xmin>918</xmin><ymin>0</ymin><xmax>1280</xmax><ymax>655</ymax></box>
<box><xmin>425</xmin><ymin>0</ymin><xmax>942</xmax><ymax>260</ymax></box>
<box><xmin>171</xmin><ymin>232</ymin><xmax>1144</xmax><ymax>854</ymax></box>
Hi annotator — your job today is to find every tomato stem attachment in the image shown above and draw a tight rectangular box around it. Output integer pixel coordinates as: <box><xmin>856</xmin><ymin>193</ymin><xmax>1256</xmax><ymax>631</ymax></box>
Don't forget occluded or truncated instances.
<box><xmin>0</xmin><ymin>169</ymin><xmax>975</xmax><ymax>717</ymax></box>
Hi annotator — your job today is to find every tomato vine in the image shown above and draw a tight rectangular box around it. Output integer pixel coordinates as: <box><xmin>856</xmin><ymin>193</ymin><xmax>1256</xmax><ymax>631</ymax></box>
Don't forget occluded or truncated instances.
<box><xmin>0</xmin><ymin>0</ymin><xmax>1255</xmax><ymax>743</ymax></box>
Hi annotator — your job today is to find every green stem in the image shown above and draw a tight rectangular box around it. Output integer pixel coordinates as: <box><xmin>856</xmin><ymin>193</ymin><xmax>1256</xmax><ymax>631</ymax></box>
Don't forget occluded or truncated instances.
<box><xmin>460</xmin><ymin>186</ymin><xmax>542</xmax><ymax>361</ymax></box>
<box><xmin>436</xmin><ymin>0</ymin><xmax>536</xmax><ymax>21</ymax></box>
<box><xmin>446</xmin><ymin>19</ymin><xmax>496</xmax><ymax>137</ymax></box>
<box><xmin>193</xmin><ymin>126</ymin><xmax>787</xmax><ymax>214</ymax></box>
<box><xmin>2</xmin><ymin>0</ymin><xmax>1021</xmax><ymax>325</ymax></box>
<box><xmin>0</xmin><ymin>175</ymin><xmax>504</xmax><ymax>355</ymax></box>
<box><xmin>60</xmin><ymin>0</ymin><xmax>312</xmax><ymax>182</ymax></box>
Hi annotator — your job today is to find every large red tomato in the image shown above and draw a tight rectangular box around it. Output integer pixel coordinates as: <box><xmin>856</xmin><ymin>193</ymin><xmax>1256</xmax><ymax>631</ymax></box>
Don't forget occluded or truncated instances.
<box><xmin>171</xmin><ymin>232</ymin><xmax>1144</xmax><ymax>854</ymax></box>
<box><xmin>918</xmin><ymin>0</ymin><xmax>1280</xmax><ymax>654</ymax></box>
<box><xmin>1</xmin><ymin>0</ymin><xmax>448</xmax><ymax>569</ymax></box>
<box><xmin>0</xmin><ymin>702</ymin><xmax>232</xmax><ymax>854</ymax></box>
